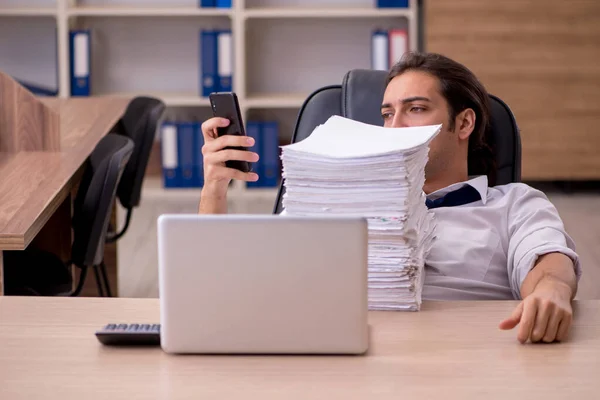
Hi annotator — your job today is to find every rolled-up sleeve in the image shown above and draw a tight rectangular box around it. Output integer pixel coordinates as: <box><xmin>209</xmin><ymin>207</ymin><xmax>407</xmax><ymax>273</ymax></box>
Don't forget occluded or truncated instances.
<box><xmin>506</xmin><ymin>184</ymin><xmax>581</xmax><ymax>299</ymax></box>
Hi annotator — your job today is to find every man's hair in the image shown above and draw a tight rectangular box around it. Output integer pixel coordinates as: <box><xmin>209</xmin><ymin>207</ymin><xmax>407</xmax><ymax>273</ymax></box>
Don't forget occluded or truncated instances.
<box><xmin>386</xmin><ymin>52</ymin><xmax>497</xmax><ymax>186</ymax></box>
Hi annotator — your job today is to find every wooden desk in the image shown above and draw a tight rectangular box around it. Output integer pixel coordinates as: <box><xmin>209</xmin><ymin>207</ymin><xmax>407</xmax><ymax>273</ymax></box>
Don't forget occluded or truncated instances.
<box><xmin>0</xmin><ymin>297</ymin><xmax>598</xmax><ymax>399</ymax></box>
<box><xmin>0</xmin><ymin>97</ymin><xmax>130</xmax><ymax>295</ymax></box>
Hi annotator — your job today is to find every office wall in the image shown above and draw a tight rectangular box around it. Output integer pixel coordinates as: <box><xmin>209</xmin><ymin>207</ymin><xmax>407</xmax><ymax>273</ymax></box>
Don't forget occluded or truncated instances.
<box><xmin>425</xmin><ymin>0</ymin><xmax>600</xmax><ymax>180</ymax></box>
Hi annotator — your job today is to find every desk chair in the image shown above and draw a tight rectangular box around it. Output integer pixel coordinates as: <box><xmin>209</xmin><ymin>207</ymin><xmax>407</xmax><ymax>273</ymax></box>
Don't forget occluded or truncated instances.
<box><xmin>273</xmin><ymin>69</ymin><xmax>522</xmax><ymax>214</ymax></box>
<box><xmin>107</xmin><ymin>96</ymin><xmax>166</xmax><ymax>243</ymax></box>
<box><xmin>4</xmin><ymin>134</ymin><xmax>134</xmax><ymax>297</ymax></box>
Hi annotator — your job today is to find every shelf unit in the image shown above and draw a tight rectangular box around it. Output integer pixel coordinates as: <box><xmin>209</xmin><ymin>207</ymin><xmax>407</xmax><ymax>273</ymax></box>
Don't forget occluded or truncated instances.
<box><xmin>0</xmin><ymin>0</ymin><xmax>420</xmax><ymax>195</ymax></box>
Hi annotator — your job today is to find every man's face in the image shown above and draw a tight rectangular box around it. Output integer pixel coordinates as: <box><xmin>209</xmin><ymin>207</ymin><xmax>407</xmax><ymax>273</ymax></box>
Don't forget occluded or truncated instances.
<box><xmin>381</xmin><ymin>70</ymin><xmax>460</xmax><ymax>183</ymax></box>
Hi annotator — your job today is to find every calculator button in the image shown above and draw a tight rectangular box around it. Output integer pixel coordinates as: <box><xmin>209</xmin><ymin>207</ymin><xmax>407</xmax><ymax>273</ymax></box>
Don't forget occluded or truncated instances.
<box><xmin>117</xmin><ymin>324</ymin><xmax>128</xmax><ymax>331</ymax></box>
<box><xmin>105</xmin><ymin>324</ymin><xmax>117</xmax><ymax>330</ymax></box>
<box><xmin>127</xmin><ymin>324</ymin><xmax>139</xmax><ymax>331</ymax></box>
<box><xmin>151</xmin><ymin>324</ymin><xmax>160</xmax><ymax>332</ymax></box>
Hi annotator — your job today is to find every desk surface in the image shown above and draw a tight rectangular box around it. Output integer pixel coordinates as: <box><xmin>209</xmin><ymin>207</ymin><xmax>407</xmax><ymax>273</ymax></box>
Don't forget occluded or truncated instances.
<box><xmin>0</xmin><ymin>97</ymin><xmax>129</xmax><ymax>250</ymax></box>
<box><xmin>0</xmin><ymin>297</ymin><xmax>598</xmax><ymax>399</ymax></box>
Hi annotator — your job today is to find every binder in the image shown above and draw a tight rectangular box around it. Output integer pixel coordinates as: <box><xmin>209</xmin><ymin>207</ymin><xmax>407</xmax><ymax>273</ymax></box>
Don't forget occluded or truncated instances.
<box><xmin>69</xmin><ymin>30</ymin><xmax>91</xmax><ymax>96</ymax></box>
<box><xmin>216</xmin><ymin>0</ymin><xmax>232</xmax><ymax>7</ymax></box>
<box><xmin>261</xmin><ymin>121</ymin><xmax>280</xmax><ymax>188</ymax></box>
<box><xmin>388</xmin><ymin>29</ymin><xmax>408</xmax><ymax>68</ymax></box>
<box><xmin>217</xmin><ymin>30</ymin><xmax>233</xmax><ymax>92</ymax></box>
<box><xmin>199</xmin><ymin>0</ymin><xmax>216</xmax><ymax>6</ymax></box>
<box><xmin>193</xmin><ymin>121</ymin><xmax>205</xmax><ymax>187</ymax></box>
<box><xmin>200</xmin><ymin>30</ymin><xmax>218</xmax><ymax>97</ymax></box>
<box><xmin>377</xmin><ymin>0</ymin><xmax>409</xmax><ymax>7</ymax></box>
<box><xmin>161</xmin><ymin>122</ymin><xmax>180</xmax><ymax>188</ymax></box>
<box><xmin>178</xmin><ymin>122</ymin><xmax>196</xmax><ymax>188</ymax></box>
<box><xmin>245</xmin><ymin>121</ymin><xmax>262</xmax><ymax>188</ymax></box>
<box><xmin>371</xmin><ymin>30</ymin><xmax>389</xmax><ymax>71</ymax></box>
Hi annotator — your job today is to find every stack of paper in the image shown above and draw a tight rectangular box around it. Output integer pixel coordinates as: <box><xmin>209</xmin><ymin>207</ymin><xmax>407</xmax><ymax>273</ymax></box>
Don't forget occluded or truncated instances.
<box><xmin>280</xmin><ymin>116</ymin><xmax>440</xmax><ymax>311</ymax></box>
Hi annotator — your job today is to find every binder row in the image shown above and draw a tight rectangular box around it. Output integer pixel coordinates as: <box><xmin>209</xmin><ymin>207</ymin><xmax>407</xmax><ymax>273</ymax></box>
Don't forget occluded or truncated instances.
<box><xmin>200</xmin><ymin>29</ymin><xmax>233</xmax><ymax>97</ymax></box>
<box><xmin>371</xmin><ymin>28</ymin><xmax>408</xmax><ymax>71</ymax></box>
<box><xmin>67</xmin><ymin>28</ymin><xmax>233</xmax><ymax>98</ymax></box>
<box><xmin>161</xmin><ymin>121</ymin><xmax>280</xmax><ymax>189</ymax></box>
<box><xmin>200</xmin><ymin>0</ymin><xmax>407</xmax><ymax>7</ymax></box>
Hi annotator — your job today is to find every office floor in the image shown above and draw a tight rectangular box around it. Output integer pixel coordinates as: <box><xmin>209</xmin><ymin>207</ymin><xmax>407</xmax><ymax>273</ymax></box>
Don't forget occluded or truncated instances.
<box><xmin>117</xmin><ymin>178</ymin><xmax>600</xmax><ymax>300</ymax></box>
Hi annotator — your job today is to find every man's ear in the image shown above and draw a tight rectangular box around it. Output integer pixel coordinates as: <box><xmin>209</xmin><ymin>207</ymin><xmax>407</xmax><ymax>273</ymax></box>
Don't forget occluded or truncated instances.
<box><xmin>455</xmin><ymin>108</ymin><xmax>476</xmax><ymax>141</ymax></box>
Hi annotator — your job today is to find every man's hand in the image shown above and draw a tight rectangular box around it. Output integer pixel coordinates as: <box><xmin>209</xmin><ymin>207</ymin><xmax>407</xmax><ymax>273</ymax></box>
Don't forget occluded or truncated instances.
<box><xmin>499</xmin><ymin>252</ymin><xmax>577</xmax><ymax>344</ymax></box>
<box><xmin>499</xmin><ymin>277</ymin><xmax>573</xmax><ymax>343</ymax></box>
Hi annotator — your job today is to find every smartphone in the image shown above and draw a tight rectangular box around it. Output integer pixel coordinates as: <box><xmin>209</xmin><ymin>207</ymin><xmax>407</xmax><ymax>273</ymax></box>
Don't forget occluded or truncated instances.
<box><xmin>209</xmin><ymin>92</ymin><xmax>252</xmax><ymax>173</ymax></box>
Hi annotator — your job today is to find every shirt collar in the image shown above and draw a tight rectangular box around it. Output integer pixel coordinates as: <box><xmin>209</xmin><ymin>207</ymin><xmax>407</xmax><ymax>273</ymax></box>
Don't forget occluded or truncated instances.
<box><xmin>426</xmin><ymin>175</ymin><xmax>489</xmax><ymax>205</ymax></box>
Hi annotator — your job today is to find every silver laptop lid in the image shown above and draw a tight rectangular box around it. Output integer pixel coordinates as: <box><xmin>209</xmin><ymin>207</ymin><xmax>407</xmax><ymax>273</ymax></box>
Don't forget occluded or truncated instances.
<box><xmin>157</xmin><ymin>214</ymin><xmax>368</xmax><ymax>355</ymax></box>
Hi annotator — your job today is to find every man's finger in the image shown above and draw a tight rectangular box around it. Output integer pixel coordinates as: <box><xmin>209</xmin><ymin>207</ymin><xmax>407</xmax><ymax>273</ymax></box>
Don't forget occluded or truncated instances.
<box><xmin>517</xmin><ymin>299</ymin><xmax>538</xmax><ymax>344</ymax></box>
<box><xmin>542</xmin><ymin>310</ymin><xmax>562</xmax><ymax>343</ymax></box>
<box><xmin>531</xmin><ymin>300</ymin><xmax>554</xmax><ymax>343</ymax></box>
<box><xmin>499</xmin><ymin>302</ymin><xmax>524</xmax><ymax>330</ymax></box>
<box><xmin>202</xmin><ymin>135</ymin><xmax>254</xmax><ymax>154</ymax></box>
<box><xmin>556</xmin><ymin>311</ymin><xmax>573</xmax><ymax>342</ymax></box>
<box><xmin>201</xmin><ymin>118</ymin><xmax>230</xmax><ymax>140</ymax></box>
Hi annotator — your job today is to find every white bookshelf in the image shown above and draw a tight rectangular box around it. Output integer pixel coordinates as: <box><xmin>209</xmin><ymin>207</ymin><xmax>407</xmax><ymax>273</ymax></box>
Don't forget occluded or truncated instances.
<box><xmin>0</xmin><ymin>0</ymin><xmax>420</xmax><ymax>197</ymax></box>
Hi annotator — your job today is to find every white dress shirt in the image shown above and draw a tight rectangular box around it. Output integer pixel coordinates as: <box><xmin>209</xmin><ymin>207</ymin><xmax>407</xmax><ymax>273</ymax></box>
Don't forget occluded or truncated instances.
<box><xmin>280</xmin><ymin>176</ymin><xmax>581</xmax><ymax>301</ymax></box>
<box><xmin>422</xmin><ymin>176</ymin><xmax>580</xmax><ymax>300</ymax></box>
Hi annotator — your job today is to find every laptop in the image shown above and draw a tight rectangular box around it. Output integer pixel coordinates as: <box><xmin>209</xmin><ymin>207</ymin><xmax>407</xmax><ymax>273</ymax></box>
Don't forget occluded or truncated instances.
<box><xmin>157</xmin><ymin>214</ymin><xmax>369</xmax><ymax>355</ymax></box>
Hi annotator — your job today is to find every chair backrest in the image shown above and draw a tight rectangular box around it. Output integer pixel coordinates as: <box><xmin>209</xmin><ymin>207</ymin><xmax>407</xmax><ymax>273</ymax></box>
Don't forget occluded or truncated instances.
<box><xmin>114</xmin><ymin>96</ymin><xmax>166</xmax><ymax>209</ymax></box>
<box><xmin>273</xmin><ymin>69</ymin><xmax>522</xmax><ymax>214</ymax></box>
<box><xmin>71</xmin><ymin>134</ymin><xmax>134</xmax><ymax>267</ymax></box>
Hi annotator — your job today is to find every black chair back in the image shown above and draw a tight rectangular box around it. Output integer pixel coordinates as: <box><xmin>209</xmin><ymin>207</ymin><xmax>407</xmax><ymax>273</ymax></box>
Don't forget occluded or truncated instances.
<box><xmin>115</xmin><ymin>96</ymin><xmax>166</xmax><ymax>209</ymax></box>
<box><xmin>71</xmin><ymin>133</ymin><xmax>134</xmax><ymax>268</ymax></box>
<box><xmin>273</xmin><ymin>69</ymin><xmax>521</xmax><ymax>214</ymax></box>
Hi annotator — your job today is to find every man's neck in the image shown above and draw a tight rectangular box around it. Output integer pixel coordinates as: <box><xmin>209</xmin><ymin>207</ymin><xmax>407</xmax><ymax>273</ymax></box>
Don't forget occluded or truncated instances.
<box><xmin>423</xmin><ymin>173</ymin><xmax>469</xmax><ymax>195</ymax></box>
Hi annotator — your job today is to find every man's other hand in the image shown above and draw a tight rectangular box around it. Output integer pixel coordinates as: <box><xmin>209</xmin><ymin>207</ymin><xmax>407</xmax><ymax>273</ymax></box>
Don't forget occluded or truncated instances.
<box><xmin>499</xmin><ymin>277</ymin><xmax>573</xmax><ymax>343</ymax></box>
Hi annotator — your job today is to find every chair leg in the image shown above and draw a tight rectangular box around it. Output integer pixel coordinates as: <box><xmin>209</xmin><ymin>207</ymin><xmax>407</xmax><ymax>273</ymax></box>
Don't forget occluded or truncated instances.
<box><xmin>93</xmin><ymin>266</ymin><xmax>105</xmax><ymax>297</ymax></box>
<box><xmin>70</xmin><ymin>266</ymin><xmax>88</xmax><ymax>297</ymax></box>
<box><xmin>99</xmin><ymin>261</ymin><xmax>113</xmax><ymax>297</ymax></box>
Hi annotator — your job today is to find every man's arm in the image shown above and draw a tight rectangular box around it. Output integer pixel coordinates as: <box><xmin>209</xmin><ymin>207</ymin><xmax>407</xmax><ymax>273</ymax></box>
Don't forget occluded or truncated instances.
<box><xmin>500</xmin><ymin>252</ymin><xmax>577</xmax><ymax>343</ymax></box>
<box><xmin>497</xmin><ymin>184</ymin><xmax>580</xmax><ymax>344</ymax></box>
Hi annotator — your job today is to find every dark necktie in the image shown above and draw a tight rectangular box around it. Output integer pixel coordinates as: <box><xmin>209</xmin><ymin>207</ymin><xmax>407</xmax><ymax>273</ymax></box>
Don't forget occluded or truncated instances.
<box><xmin>425</xmin><ymin>184</ymin><xmax>482</xmax><ymax>209</ymax></box>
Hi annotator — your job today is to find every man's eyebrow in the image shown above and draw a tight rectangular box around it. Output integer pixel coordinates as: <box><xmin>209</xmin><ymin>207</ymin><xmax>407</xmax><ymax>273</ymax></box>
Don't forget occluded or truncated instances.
<box><xmin>381</xmin><ymin>97</ymin><xmax>431</xmax><ymax>109</ymax></box>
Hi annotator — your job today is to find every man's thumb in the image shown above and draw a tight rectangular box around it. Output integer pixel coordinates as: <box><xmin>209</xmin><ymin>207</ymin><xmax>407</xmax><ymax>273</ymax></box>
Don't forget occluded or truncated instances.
<box><xmin>499</xmin><ymin>302</ymin><xmax>524</xmax><ymax>330</ymax></box>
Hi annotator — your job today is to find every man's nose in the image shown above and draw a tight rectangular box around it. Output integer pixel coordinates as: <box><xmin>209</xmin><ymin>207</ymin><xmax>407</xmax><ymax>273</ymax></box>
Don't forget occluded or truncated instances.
<box><xmin>391</xmin><ymin>114</ymin><xmax>409</xmax><ymax>128</ymax></box>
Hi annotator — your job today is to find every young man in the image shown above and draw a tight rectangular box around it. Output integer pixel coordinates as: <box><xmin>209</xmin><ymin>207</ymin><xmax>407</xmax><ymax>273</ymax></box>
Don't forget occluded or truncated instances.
<box><xmin>198</xmin><ymin>52</ymin><xmax>581</xmax><ymax>344</ymax></box>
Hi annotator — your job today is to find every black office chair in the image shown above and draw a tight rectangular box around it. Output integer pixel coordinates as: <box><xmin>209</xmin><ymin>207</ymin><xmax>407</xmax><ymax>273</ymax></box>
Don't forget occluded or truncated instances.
<box><xmin>3</xmin><ymin>134</ymin><xmax>134</xmax><ymax>297</ymax></box>
<box><xmin>273</xmin><ymin>69</ymin><xmax>522</xmax><ymax>214</ymax></box>
<box><xmin>106</xmin><ymin>96</ymin><xmax>166</xmax><ymax>243</ymax></box>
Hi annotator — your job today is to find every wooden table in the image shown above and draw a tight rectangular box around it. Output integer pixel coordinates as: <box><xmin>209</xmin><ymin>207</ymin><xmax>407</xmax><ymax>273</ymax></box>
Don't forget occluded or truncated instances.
<box><xmin>0</xmin><ymin>97</ymin><xmax>130</xmax><ymax>295</ymax></box>
<box><xmin>0</xmin><ymin>297</ymin><xmax>598</xmax><ymax>399</ymax></box>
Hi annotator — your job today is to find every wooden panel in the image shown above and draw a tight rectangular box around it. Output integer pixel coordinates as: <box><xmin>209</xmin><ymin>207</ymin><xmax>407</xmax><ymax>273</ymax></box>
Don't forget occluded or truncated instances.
<box><xmin>0</xmin><ymin>97</ymin><xmax>129</xmax><ymax>250</ymax></box>
<box><xmin>425</xmin><ymin>0</ymin><xmax>600</xmax><ymax>180</ymax></box>
<box><xmin>1</xmin><ymin>298</ymin><xmax>600</xmax><ymax>398</ymax></box>
<box><xmin>0</xmin><ymin>70</ymin><xmax>60</xmax><ymax>152</ymax></box>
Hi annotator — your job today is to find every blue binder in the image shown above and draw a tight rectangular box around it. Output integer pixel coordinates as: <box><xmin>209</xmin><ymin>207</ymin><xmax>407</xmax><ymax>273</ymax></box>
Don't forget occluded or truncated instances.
<box><xmin>261</xmin><ymin>121</ymin><xmax>280</xmax><ymax>188</ymax></box>
<box><xmin>377</xmin><ymin>0</ymin><xmax>409</xmax><ymax>7</ymax></box>
<box><xmin>245</xmin><ymin>121</ymin><xmax>262</xmax><ymax>188</ymax></box>
<box><xmin>69</xmin><ymin>30</ymin><xmax>91</xmax><ymax>96</ymax></box>
<box><xmin>193</xmin><ymin>121</ymin><xmax>205</xmax><ymax>187</ymax></box>
<box><xmin>200</xmin><ymin>0</ymin><xmax>216</xmax><ymax>6</ymax></box>
<box><xmin>216</xmin><ymin>0</ymin><xmax>232</xmax><ymax>7</ymax></box>
<box><xmin>161</xmin><ymin>122</ymin><xmax>180</xmax><ymax>188</ymax></box>
<box><xmin>216</xmin><ymin>30</ymin><xmax>233</xmax><ymax>92</ymax></box>
<box><xmin>178</xmin><ymin>122</ymin><xmax>196</xmax><ymax>188</ymax></box>
<box><xmin>200</xmin><ymin>30</ymin><xmax>218</xmax><ymax>97</ymax></box>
